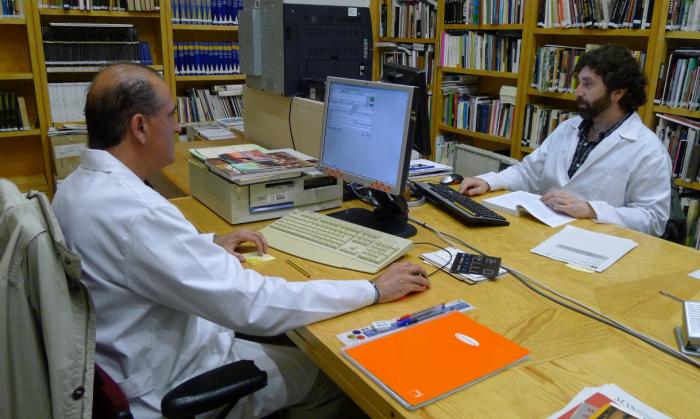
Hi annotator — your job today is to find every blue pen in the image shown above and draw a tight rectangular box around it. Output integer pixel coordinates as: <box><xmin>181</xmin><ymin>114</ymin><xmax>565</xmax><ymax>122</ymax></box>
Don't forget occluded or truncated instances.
<box><xmin>396</xmin><ymin>303</ymin><xmax>446</xmax><ymax>327</ymax></box>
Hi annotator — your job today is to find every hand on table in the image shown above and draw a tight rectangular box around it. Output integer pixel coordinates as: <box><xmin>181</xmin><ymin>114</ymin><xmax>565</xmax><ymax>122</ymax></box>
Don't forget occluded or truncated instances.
<box><xmin>540</xmin><ymin>190</ymin><xmax>597</xmax><ymax>219</ymax></box>
<box><xmin>458</xmin><ymin>177</ymin><xmax>490</xmax><ymax>196</ymax></box>
<box><xmin>214</xmin><ymin>228</ymin><xmax>269</xmax><ymax>262</ymax></box>
<box><xmin>372</xmin><ymin>262</ymin><xmax>430</xmax><ymax>303</ymax></box>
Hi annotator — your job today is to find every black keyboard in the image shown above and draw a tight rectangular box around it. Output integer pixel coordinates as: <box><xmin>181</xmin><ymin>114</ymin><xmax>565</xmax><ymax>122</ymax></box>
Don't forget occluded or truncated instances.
<box><xmin>413</xmin><ymin>182</ymin><xmax>509</xmax><ymax>226</ymax></box>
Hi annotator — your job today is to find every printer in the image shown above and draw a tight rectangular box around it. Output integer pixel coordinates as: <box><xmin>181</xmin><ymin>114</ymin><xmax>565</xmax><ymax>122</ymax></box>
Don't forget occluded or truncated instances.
<box><xmin>188</xmin><ymin>149</ymin><xmax>343</xmax><ymax>224</ymax></box>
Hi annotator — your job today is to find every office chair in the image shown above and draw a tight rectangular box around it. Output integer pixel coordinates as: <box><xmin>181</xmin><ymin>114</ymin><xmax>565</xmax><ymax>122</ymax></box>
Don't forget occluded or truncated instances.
<box><xmin>0</xmin><ymin>179</ymin><xmax>267</xmax><ymax>419</ymax></box>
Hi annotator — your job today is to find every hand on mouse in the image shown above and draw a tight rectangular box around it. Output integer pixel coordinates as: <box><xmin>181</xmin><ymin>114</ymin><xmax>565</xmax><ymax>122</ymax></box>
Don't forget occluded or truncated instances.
<box><xmin>459</xmin><ymin>177</ymin><xmax>490</xmax><ymax>196</ymax></box>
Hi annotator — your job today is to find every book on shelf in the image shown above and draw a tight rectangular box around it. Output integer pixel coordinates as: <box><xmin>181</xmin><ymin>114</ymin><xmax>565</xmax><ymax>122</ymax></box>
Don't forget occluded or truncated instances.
<box><xmin>171</xmin><ymin>0</ymin><xmax>242</xmax><ymax>25</ymax></box>
<box><xmin>0</xmin><ymin>92</ymin><xmax>31</xmax><ymax>132</ymax></box>
<box><xmin>483</xmin><ymin>191</ymin><xmax>575</xmax><ymax>228</ymax></box>
<box><xmin>656</xmin><ymin>113</ymin><xmax>700</xmax><ymax>182</ymax></box>
<box><xmin>1</xmin><ymin>0</ymin><xmax>23</xmax><ymax>17</ymax></box>
<box><xmin>342</xmin><ymin>311</ymin><xmax>528</xmax><ymax>410</ymax></box>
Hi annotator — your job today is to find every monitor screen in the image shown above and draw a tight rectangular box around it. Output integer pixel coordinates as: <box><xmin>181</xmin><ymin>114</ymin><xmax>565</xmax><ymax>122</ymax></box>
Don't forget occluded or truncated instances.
<box><xmin>380</xmin><ymin>63</ymin><xmax>431</xmax><ymax>156</ymax></box>
<box><xmin>319</xmin><ymin>77</ymin><xmax>414</xmax><ymax>196</ymax></box>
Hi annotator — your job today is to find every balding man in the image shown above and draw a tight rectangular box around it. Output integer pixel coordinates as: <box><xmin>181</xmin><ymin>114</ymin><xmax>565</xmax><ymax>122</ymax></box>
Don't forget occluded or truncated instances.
<box><xmin>52</xmin><ymin>63</ymin><xmax>430</xmax><ymax>418</ymax></box>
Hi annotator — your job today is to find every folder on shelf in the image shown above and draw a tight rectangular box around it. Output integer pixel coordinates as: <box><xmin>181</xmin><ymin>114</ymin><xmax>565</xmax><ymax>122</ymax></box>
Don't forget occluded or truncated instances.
<box><xmin>342</xmin><ymin>311</ymin><xmax>529</xmax><ymax>410</ymax></box>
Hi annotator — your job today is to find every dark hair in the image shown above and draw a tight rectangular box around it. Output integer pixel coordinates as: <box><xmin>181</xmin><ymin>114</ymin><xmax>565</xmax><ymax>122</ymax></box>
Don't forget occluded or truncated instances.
<box><xmin>573</xmin><ymin>44</ymin><xmax>648</xmax><ymax>112</ymax></box>
<box><xmin>84</xmin><ymin>63</ymin><xmax>162</xmax><ymax>150</ymax></box>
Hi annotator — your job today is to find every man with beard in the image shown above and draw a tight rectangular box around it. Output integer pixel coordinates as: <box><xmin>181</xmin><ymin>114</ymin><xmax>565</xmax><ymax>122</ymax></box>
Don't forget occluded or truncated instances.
<box><xmin>457</xmin><ymin>44</ymin><xmax>671</xmax><ymax>236</ymax></box>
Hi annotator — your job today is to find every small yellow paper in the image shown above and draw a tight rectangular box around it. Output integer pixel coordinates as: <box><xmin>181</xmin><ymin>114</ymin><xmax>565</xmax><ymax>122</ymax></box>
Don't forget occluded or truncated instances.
<box><xmin>244</xmin><ymin>252</ymin><xmax>275</xmax><ymax>265</ymax></box>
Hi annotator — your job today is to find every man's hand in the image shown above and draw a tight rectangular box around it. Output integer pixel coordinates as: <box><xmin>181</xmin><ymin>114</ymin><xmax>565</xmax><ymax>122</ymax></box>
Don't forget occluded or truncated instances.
<box><xmin>540</xmin><ymin>190</ymin><xmax>597</xmax><ymax>219</ymax></box>
<box><xmin>214</xmin><ymin>229</ymin><xmax>269</xmax><ymax>262</ymax></box>
<box><xmin>459</xmin><ymin>177</ymin><xmax>490</xmax><ymax>196</ymax></box>
<box><xmin>372</xmin><ymin>262</ymin><xmax>430</xmax><ymax>303</ymax></box>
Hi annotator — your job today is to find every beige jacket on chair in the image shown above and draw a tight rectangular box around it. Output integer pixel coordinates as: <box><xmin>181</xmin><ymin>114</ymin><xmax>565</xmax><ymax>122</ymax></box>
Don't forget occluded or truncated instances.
<box><xmin>0</xmin><ymin>179</ymin><xmax>95</xmax><ymax>419</ymax></box>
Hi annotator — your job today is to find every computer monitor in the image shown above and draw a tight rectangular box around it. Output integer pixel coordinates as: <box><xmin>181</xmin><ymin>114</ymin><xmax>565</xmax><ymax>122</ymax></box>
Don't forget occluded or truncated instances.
<box><xmin>318</xmin><ymin>76</ymin><xmax>417</xmax><ymax>238</ymax></box>
<box><xmin>381</xmin><ymin>63</ymin><xmax>431</xmax><ymax>156</ymax></box>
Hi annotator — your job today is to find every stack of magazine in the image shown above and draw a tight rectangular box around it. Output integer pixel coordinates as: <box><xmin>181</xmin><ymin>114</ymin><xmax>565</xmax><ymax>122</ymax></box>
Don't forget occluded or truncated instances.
<box><xmin>548</xmin><ymin>384</ymin><xmax>669</xmax><ymax>419</ymax></box>
<box><xmin>190</xmin><ymin>144</ymin><xmax>317</xmax><ymax>183</ymax></box>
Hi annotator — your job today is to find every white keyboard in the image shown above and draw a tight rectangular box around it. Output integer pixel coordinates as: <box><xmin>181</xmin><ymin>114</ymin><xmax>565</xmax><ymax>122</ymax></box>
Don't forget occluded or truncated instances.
<box><xmin>260</xmin><ymin>210</ymin><xmax>413</xmax><ymax>274</ymax></box>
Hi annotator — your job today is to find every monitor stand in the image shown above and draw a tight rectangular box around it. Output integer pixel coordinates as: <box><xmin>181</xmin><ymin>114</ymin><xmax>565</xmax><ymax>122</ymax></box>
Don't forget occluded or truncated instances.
<box><xmin>327</xmin><ymin>190</ymin><xmax>417</xmax><ymax>238</ymax></box>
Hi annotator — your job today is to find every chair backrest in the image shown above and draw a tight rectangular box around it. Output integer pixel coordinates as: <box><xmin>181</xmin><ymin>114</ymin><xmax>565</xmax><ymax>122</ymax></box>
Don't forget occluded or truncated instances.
<box><xmin>0</xmin><ymin>179</ymin><xmax>96</xmax><ymax>419</ymax></box>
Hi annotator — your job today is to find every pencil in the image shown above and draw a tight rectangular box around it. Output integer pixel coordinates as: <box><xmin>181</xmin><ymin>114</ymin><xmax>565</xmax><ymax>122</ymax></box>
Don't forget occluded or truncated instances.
<box><xmin>286</xmin><ymin>259</ymin><xmax>311</xmax><ymax>277</ymax></box>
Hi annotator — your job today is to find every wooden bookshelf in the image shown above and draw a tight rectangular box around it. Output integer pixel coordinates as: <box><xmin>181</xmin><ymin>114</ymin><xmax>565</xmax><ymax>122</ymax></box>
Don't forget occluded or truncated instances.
<box><xmin>0</xmin><ymin>72</ymin><xmax>34</xmax><ymax>80</ymax></box>
<box><xmin>438</xmin><ymin>124</ymin><xmax>512</xmax><ymax>145</ymax></box>
<box><xmin>442</xmin><ymin>67</ymin><xmax>519</xmax><ymax>79</ymax></box>
<box><xmin>0</xmin><ymin>17</ymin><xmax>26</xmax><ymax>24</ymax></box>
<box><xmin>38</xmin><ymin>9</ymin><xmax>160</xmax><ymax>18</ymax></box>
<box><xmin>653</xmin><ymin>105</ymin><xmax>700</xmax><ymax>120</ymax></box>
<box><xmin>0</xmin><ymin>129</ymin><xmax>42</xmax><ymax>138</ymax></box>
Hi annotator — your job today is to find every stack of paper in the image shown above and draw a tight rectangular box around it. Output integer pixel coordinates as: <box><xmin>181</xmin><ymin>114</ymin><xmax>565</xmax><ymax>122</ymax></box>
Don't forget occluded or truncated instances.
<box><xmin>421</xmin><ymin>247</ymin><xmax>506</xmax><ymax>284</ymax></box>
<box><xmin>531</xmin><ymin>225</ymin><xmax>638</xmax><ymax>272</ymax></box>
<box><xmin>408</xmin><ymin>158</ymin><xmax>453</xmax><ymax>179</ymax></box>
<box><xmin>548</xmin><ymin>384</ymin><xmax>669</xmax><ymax>419</ymax></box>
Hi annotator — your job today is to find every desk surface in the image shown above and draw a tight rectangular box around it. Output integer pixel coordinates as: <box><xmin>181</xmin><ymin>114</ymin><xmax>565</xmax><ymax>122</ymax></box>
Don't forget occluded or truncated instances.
<box><xmin>170</xmin><ymin>194</ymin><xmax>700</xmax><ymax>418</ymax></box>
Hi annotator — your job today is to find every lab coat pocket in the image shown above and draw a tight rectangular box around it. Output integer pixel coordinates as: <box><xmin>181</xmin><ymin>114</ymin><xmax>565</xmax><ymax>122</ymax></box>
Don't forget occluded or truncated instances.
<box><xmin>117</xmin><ymin>368</ymin><xmax>154</xmax><ymax>398</ymax></box>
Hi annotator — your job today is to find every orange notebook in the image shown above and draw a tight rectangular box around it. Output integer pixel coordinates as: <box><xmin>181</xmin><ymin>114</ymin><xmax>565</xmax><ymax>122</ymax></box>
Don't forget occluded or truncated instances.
<box><xmin>342</xmin><ymin>311</ymin><xmax>529</xmax><ymax>410</ymax></box>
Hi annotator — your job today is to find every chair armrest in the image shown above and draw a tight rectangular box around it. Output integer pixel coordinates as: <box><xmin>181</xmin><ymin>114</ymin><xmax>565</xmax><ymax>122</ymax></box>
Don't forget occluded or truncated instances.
<box><xmin>161</xmin><ymin>360</ymin><xmax>267</xmax><ymax>418</ymax></box>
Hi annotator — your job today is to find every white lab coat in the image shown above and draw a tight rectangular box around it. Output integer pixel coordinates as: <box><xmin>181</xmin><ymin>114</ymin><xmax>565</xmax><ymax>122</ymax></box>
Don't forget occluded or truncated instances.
<box><xmin>52</xmin><ymin>150</ymin><xmax>375</xmax><ymax>418</ymax></box>
<box><xmin>477</xmin><ymin>113</ymin><xmax>672</xmax><ymax>236</ymax></box>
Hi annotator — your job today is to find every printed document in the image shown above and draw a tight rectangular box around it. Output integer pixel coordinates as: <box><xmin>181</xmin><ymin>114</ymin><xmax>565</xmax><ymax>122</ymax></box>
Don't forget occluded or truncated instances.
<box><xmin>483</xmin><ymin>191</ymin><xmax>575</xmax><ymax>228</ymax></box>
<box><xmin>531</xmin><ymin>225</ymin><xmax>637</xmax><ymax>272</ymax></box>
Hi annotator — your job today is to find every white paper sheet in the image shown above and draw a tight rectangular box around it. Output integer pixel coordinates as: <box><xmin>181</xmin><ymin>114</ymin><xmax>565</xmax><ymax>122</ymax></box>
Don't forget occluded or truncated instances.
<box><xmin>531</xmin><ymin>225</ymin><xmax>637</xmax><ymax>272</ymax></box>
<box><xmin>484</xmin><ymin>191</ymin><xmax>575</xmax><ymax>228</ymax></box>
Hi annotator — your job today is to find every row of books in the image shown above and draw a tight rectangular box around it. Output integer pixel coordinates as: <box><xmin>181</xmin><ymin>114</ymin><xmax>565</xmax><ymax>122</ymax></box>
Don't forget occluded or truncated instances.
<box><xmin>440</xmin><ymin>31</ymin><xmax>521</xmax><ymax>73</ymax></box>
<box><xmin>171</xmin><ymin>0</ymin><xmax>241</xmax><ymax>25</ymax></box>
<box><xmin>532</xmin><ymin>44</ymin><xmax>645</xmax><ymax>93</ymax></box>
<box><xmin>655</xmin><ymin>49</ymin><xmax>700</xmax><ymax>111</ymax></box>
<box><xmin>443</xmin><ymin>94</ymin><xmax>515</xmax><ymax>138</ymax></box>
<box><xmin>656</xmin><ymin>113</ymin><xmax>700</xmax><ymax>182</ymax></box>
<box><xmin>0</xmin><ymin>92</ymin><xmax>31</xmax><ymax>132</ymax></box>
<box><xmin>177</xmin><ymin>84</ymin><xmax>243</xmax><ymax>124</ymax></box>
<box><xmin>43</xmin><ymin>41</ymin><xmax>153</xmax><ymax>67</ymax></box>
<box><xmin>666</xmin><ymin>0</ymin><xmax>700</xmax><ymax>31</ymax></box>
<box><xmin>379</xmin><ymin>0</ymin><xmax>436</xmax><ymax>39</ymax></box>
<box><xmin>48</xmin><ymin>82</ymin><xmax>90</xmax><ymax>123</ymax></box>
<box><xmin>38</xmin><ymin>0</ymin><xmax>158</xmax><ymax>11</ymax></box>
<box><xmin>41</xmin><ymin>23</ymin><xmax>139</xmax><ymax>42</ymax></box>
<box><xmin>1</xmin><ymin>0</ymin><xmax>22</xmax><ymax>17</ymax></box>
<box><xmin>378</xmin><ymin>43</ymin><xmax>435</xmax><ymax>85</ymax></box>
<box><xmin>522</xmin><ymin>104</ymin><xmax>578</xmax><ymax>148</ymax></box>
<box><xmin>174</xmin><ymin>42</ymin><xmax>240</xmax><ymax>76</ymax></box>
<box><xmin>463</xmin><ymin>0</ymin><xmax>524</xmax><ymax>25</ymax></box>
<box><xmin>537</xmin><ymin>0</ymin><xmax>654</xmax><ymax>29</ymax></box>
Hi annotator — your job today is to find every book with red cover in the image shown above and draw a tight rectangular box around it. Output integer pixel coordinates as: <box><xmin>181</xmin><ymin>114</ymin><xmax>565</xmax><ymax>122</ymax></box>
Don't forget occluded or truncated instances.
<box><xmin>342</xmin><ymin>311</ymin><xmax>529</xmax><ymax>410</ymax></box>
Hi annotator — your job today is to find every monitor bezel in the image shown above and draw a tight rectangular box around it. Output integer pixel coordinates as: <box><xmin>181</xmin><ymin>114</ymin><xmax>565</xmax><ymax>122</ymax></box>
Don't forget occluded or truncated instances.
<box><xmin>318</xmin><ymin>76</ymin><xmax>415</xmax><ymax>196</ymax></box>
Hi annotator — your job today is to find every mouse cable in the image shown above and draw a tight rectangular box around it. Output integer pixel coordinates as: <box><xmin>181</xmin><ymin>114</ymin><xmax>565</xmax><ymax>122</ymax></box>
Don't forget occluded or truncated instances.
<box><xmin>412</xmin><ymin>241</ymin><xmax>454</xmax><ymax>278</ymax></box>
<box><xmin>408</xmin><ymin>215</ymin><xmax>700</xmax><ymax>369</ymax></box>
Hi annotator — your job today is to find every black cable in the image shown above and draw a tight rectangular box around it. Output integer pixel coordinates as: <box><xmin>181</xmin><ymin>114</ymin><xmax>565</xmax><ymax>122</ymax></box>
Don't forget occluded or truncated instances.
<box><xmin>412</xmin><ymin>241</ymin><xmax>452</xmax><ymax>277</ymax></box>
<box><xmin>288</xmin><ymin>95</ymin><xmax>298</xmax><ymax>151</ymax></box>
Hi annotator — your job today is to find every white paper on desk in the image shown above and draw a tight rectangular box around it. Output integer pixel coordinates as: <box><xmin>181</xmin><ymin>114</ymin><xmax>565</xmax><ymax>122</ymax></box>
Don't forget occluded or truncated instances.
<box><xmin>484</xmin><ymin>191</ymin><xmax>575</xmax><ymax>228</ymax></box>
<box><xmin>407</xmin><ymin>158</ymin><xmax>453</xmax><ymax>179</ymax></box>
<box><xmin>531</xmin><ymin>225</ymin><xmax>637</xmax><ymax>272</ymax></box>
<box><xmin>420</xmin><ymin>247</ymin><xmax>506</xmax><ymax>283</ymax></box>
<box><xmin>547</xmin><ymin>384</ymin><xmax>670</xmax><ymax>419</ymax></box>
<box><xmin>689</xmin><ymin>268</ymin><xmax>700</xmax><ymax>280</ymax></box>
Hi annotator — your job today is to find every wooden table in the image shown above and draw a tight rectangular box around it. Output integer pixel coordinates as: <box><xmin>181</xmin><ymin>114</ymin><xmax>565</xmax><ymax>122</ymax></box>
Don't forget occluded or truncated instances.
<box><xmin>170</xmin><ymin>194</ymin><xmax>700</xmax><ymax>418</ymax></box>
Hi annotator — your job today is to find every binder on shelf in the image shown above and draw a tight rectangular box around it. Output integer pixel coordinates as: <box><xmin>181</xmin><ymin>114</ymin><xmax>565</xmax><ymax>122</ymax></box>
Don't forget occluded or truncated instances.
<box><xmin>342</xmin><ymin>311</ymin><xmax>529</xmax><ymax>410</ymax></box>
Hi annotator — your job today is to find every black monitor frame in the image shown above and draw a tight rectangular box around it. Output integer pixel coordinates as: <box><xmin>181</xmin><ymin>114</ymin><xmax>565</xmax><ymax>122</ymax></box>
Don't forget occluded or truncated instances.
<box><xmin>380</xmin><ymin>62</ymin><xmax>431</xmax><ymax>157</ymax></box>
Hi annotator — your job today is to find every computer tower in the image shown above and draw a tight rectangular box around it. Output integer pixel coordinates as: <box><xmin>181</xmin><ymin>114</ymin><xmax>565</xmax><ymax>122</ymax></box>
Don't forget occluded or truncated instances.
<box><xmin>240</xmin><ymin>0</ymin><xmax>373</xmax><ymax>99</ymax></box>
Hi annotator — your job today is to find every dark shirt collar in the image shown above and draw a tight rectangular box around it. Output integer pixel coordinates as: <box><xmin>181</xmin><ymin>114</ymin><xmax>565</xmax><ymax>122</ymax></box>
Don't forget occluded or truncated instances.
<box><xmin>577</xmin><ymin>112</ymin><xmax>633</xmax><ymax>143</ymax></box>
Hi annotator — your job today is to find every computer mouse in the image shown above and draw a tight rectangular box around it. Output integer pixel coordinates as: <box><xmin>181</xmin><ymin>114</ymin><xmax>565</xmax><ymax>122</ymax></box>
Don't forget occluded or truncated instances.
<box><xmin>439</xmin><ymin>173</ymin><xmax>464</xmax><ymax>185</ymax></box>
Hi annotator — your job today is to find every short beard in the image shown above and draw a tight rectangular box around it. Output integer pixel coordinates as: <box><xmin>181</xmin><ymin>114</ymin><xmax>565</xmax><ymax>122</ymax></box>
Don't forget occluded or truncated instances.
<box><xmin>577</xmin><ymin>92</ymin><xmax>612</xmax><ymax>121</ymax></box>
